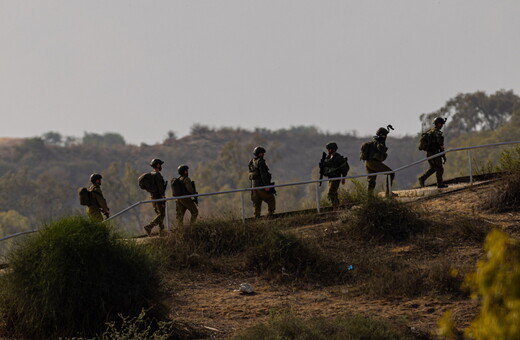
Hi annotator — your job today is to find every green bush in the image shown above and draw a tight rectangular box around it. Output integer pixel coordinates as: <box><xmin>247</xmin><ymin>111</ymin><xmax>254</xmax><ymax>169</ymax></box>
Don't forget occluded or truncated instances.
<box><xmin>344</xmin><ymin>196</ymin><xmax>427</xmax><ymax>242</ymax></box>
<box><xmin>0</xmin><ymin>216</ymin><xmax>162</xmax><ymax>338</ymax></box>
<box><xmin>439</xmin><ymin>229</ymin><xmax>520</xmax><ymax>339</ymax></box>
<box><xmin>233</xmin><ymin>310</ymin><xmax>411</xmax><ymax>340</ymax></box>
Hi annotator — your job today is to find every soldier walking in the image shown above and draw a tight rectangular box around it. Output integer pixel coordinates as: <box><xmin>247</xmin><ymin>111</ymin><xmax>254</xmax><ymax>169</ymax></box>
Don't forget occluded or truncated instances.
<box><xmin>173</xmin><ymin>164</ymin><xmax>199</xmax><ymax>228</ymax></box>
<box><xmin>248</xmin><ymin>146</ymin><xmax>276</xmax><ymax>218</ymax></box>
<box><xmin>322</xmin><ymin>142</ymin><xmax>349</xmax><ymax>210</ymax></box>
<box><xmin>86</xmin><ymin>173</ymin><xmax>110</xmax><ymax>222</ymax></box>
<box><xmin>144</xmin><ymin>158</ymin><xmax>167</xmax><ymax>236</ymax></box>
<box><xmin>362</xmin><ymin>127</ymin><xmax>394</xmax><ymax>195</ymax></box>
<box><xmin>418</xmin><ymin>117</ymin><xmax>448</xmax><ymax>188</ymax></box>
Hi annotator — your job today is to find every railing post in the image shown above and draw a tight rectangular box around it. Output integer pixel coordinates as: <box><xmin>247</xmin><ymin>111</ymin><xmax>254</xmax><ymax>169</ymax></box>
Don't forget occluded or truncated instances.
<box><xmin>315</xmin><ymin>182</ymin><xmax>321</xmax><ymax>213</ymax></box>
<box><xmin>468</xmin><ymin>150</ymin><xmax>473</xmax><ymax>185</ymax></box>
<box><xmin>165</xmin><ymin>200</ymin><xmax>170</xmax><ymax>232</ymax></box>
<box><xmin>241</xmin><ymin>191</ymin><xmax>246</xmax><ymax>223</ymax></box>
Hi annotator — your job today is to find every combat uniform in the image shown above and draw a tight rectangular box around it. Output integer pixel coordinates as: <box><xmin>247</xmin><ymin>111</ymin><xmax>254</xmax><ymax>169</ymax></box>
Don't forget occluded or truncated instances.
<box><xmin>86</xmin><ymin>184</ymin><xmax>109</xmax><ymax>222</ymax></box>
<box><xmin>145</xmin><ymin>171</ymin><xmax>167</xmax><ymax>233</ymax></box>
<box><xmin>419</xmin><ymin>127</ymin><xmax>445</xmax><ymax>187</ymax></box>
<box><xmin>365</xmin><ymin>136</ymin><xmax>394</xmax><ymax>193</ymax></box>
<box><xmin>323</xmin><ymin>153</ymin><xmax>349</xmax><ymax>209</ymax></box>
<box><xmin>249</xmin><ymin>157</ymin><xmax>276</xmax><ymax>218</ymax></box>
<box><xmin>175</xmin><ymin>176</ymin><xmax>199</xmax><ymax>228</ymax></box>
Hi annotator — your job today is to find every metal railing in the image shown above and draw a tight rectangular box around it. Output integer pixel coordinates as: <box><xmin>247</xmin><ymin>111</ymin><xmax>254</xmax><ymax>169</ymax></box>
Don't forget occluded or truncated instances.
<box><xmin>2</xmin><ymin>140</ymin><xmax>520</xmax><ymax>242</ymax></box>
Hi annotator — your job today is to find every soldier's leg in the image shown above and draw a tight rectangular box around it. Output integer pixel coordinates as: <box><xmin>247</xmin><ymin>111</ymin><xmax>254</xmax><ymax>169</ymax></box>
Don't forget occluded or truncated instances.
<box><xmin>419</xmin><ymin>154</ymin><xmax>437</xmax><ymax>184</ymax></box>
<box><xmin>365</xmin><ymin>163</ymin><xmax>377</xmax><ymax>194</ymax></box>
<box><xmin>176</xmin><ymin>200</ymin><xmax>187</xmax><ymax>228</ymax></box>
<box><xmin>251</xmin><ymin>190</ymin><xmax>262</xmax><ymax>218</ymax></box>
<box><xmin>260</xmin><ymin>190</ymin><xmax>276</xmax><ymax>217</ymax></box>
<box><xmin>150</xmin><ymin>202</ymin><xmax>166</xmax><ymax>230</ymax></box>
<box><xmin>432</xmin><ymin>157</ymin><xmax>445</xmax><ymax>186</ymax></box>
<box><xmin>183</xmin><ymin>198</ymin><xmax>199</xmax><ymax>225</ymax></box>
<box><xmin>87</xmin><ymin>207</ymin><xmax>103</xmax><ymax>222</ymax></box>
<box><xmin>328</xmin><ymin>180</ymin><xmax>340</xmax><ymax>208</ymax></box>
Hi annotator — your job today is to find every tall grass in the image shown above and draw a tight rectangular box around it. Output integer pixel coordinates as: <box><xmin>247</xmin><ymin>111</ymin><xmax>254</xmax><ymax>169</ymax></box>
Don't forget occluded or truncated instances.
<box><xmin>232</xmin><ymin>310</ymin><xmax>412</xmax><ymax>340</ymax></box>
<box><xmin>150</xmin><ymin>216</ymin><xmax>346</xmax><ymax>284</ymax></box>
<box><xmin>0</xmin><ymin>216</ymin><xmax>163</xmax><ymax>338</ymax></box>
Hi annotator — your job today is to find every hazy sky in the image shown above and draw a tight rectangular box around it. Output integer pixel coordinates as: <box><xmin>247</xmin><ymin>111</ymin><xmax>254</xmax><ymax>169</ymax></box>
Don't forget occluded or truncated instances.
<box><xmin>1</xmin><ymin>1</ymin><xmax>519</xmax><ymax>145</ymax></box>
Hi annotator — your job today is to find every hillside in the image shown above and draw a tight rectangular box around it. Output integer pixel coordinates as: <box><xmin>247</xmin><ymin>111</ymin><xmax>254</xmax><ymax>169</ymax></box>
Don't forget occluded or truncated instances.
<box><xmin>137</xmin><ymin>179</ymin><xmax>518</xmax><ymax>339</ymax></box>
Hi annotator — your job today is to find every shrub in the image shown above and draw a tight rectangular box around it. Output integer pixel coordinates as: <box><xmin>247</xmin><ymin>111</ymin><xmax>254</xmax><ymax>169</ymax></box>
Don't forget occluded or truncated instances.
<box><xmin>0</xmin><ymin>216</ymin><xmax>162</xmax><ymax>338</ymax></box>
<box><xmin>246</xmin><ymin>228</ymin><xmax>345</xmax><ymax>284</ymax></box>
<box><xmin>481</xmin><ymin>169</ymin><xmax>520</xmax><ymax>212</ymax></box>
<box><xmin>232</xmin><ymin>310</ymin><xmax>411</xmax><ymax>340</ymax></box>
<box><xmin>344</xmin><ymin>197</ymin><xmax>427</xmax><ymax>242</ymax></box>
<box><xmin>438</xmin><ymin>229</ymin><xmax>520</xmax><ymax>339</ymax></box>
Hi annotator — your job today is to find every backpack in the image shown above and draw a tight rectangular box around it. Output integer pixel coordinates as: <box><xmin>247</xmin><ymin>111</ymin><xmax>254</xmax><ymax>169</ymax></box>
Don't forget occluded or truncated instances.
<box><xmin>138</xmin><ymin>172</ymin><xmax>155</xmax><ymax>193</ymax></box>
<box><xmin>171</xmin><ymin>177</ymin><xmax>186</xmax><ymax>196</ymax></box>
<box><xmin>78</xmin><ymin>187</ymin><xmax>92</xmax><ymax>206</ymax></box>
<box><xmin>360</xmin><ymin>141</ymin><xmax>374</xmax><ymax>161</ymax></box>
<box><xmin>418</xmin><ymin>131</ymin><xmax>432</xmax><ymax>151</ymax></box>
<box><xmin>248</xmin><ymin>159</ymin><xmax>259</xmax><ymax>180</ymax></box>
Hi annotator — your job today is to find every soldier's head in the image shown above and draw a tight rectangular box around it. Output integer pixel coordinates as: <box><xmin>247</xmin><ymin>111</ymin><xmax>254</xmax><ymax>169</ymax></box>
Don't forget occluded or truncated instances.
<box><xmin>90</xmin><ymin>173</ymin><xmax>102</xmax><ymax>185</ymax></box>
<box><xmin>326</xmin><ymin>142</ymin><xmax>338</xmax><ymax>154</ymax></box>
<box><xmin>376</xmin><ymin>127</ymin><xmax>389</xmax><ymax>137</ymax></box>
<box><xmin>150</xmin><ymin>158</ymin><xmax>164</xmax><ymax>171</ymax></box>
<box><xmin>253</xmin><ymin>146</ymin><xmax>266</xmax><ymax>158</ymax></box>
<box><xmin>178</xmin><ymin>164</ymin><xmax>189</xmax><ymax>176</ymax></box>
<box><xmin>433</xmin><ymin>117</ymin><xmax>447</xmax><ymax>128</ymax></box>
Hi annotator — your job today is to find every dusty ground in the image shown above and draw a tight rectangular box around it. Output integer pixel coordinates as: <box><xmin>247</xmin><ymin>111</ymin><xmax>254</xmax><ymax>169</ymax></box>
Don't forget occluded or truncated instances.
<box><xmin>155</xmin><ymin>181</ymin><xmax>519</xmax><ymax>339</ymax></box>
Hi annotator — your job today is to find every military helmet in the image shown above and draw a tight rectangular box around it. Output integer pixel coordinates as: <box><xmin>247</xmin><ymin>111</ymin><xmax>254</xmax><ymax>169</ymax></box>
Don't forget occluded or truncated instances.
<box><xmin>150</xmin><ymin>158</ymin><xmax>164</xmax><ymax>167</ymax></box>
<box><xmin>90</xmin><ymin>173</ymin><xmax>102</xmax><ymax>184</ymax></box>
<box><xmin>326</xmin><ymin>142</ymin><xmax>338</xmax><ymax>150</ymax></box>
<box><xmin>253</xmin><ymin>146</ymin><xmax>266</xmax><ymax>156</ymax></box>
<box><xmin>376</xmin><ymin>127</ymin><xmax>390</xmax><ymax>136</ymax></box>
<box><xmin>434</xmin><ymin>117</ymin><xmax>447</xmax><ymax>126</ymax></box>
<box><xmin>177</xmin><ymin>164</ymin><xmax>189</xmax><ymax>175</ymax></box>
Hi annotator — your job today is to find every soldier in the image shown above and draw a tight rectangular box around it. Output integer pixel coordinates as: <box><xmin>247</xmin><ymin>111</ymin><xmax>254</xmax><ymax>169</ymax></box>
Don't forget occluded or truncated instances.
<box><xmin>363</xmin><ymin>127</ymin><xmax>394</xmax><ymax>194</ymax></box>
<box><xmin>86</xmin><ymin>173</ymin><xmax>110</xmax><ymax>222</ymax></box>
<box><xmin>144</xmin><ymin>158</ymin><xmax>167</xmax><ymax>236</ymax></box>
<box><xmin>248</xmin><ymin>146</ymin><xmax>276</xmax><ymax>218</ymax></box>
<box><xmin>173</xmin><ymin>165</ymin><xmax>199</xmax><ymax>228</ymax></box>
<box><xmin>322</xmin><ymin>142</ymin><xmax>350</xmax><ymax>210</ymax></box>
<box><xmin>418</xmin><ymin>117</ymin><xmax>448</xmax><ymax>188</ymax></box>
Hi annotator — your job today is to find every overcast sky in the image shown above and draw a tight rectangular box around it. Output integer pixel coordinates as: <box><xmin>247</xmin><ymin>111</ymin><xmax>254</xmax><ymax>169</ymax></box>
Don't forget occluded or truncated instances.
<box><xmin>1</xmin><ymin>1</ymin><xmax>519</xmax><ymax>145</ymax></box>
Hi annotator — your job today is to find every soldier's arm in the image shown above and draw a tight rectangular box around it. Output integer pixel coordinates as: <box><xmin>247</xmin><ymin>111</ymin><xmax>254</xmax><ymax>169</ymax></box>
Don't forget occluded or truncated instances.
<box><xmin>156</xmin><ymin>174</ymin><xmax>166</xmax><ymax>197</ymax></box>
<box><xmin>183</xmin><ymin>178</ymin><xmax>196</xmax><ymax>195</ymax></box>
<box><xmin>258</xmin><ymin>160</ymin><xmax>271</xmax><ymax>186</ymax></box>
<box><xmin>93</xmin><ymin>188</ymin><xmax>109</xmax><ymax>213</ymax></box>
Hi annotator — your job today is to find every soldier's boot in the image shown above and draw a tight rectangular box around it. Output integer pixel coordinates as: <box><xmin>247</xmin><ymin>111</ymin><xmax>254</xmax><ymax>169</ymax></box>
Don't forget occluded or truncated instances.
<box><xmin>367</xmin><ymin>182</ymin><xmax>376</xmax><ymax>195</ymax></box>
<box><xmin>158</xmin><ymin>229</ymin><xmax>167</xmax><ymax>237</ymax></box>
<box><xmin>437</xmin><ymin>183</ymin><xmax>448</xmax><ymax>188</ymax></box>
<box><xmin>418</xmin><ymin>177</ymin><xmax>426</xmax><ymax>188</ymax></box>
<box><xmin>144</xmin><ymin>224</ymin><xmax>153</xmax><ymax>236</ymax></box>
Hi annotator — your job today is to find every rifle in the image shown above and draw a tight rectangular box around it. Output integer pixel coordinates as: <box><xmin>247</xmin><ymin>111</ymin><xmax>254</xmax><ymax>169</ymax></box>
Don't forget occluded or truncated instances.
<box><xmin>318</xmin><ymin>152</ymin><xmax>327</xmax><ymax>186</ymax></box>
<box><xmin>192</xmin><ymin>181</ymin><xmax>199</xmax><ymax>205</ymax></box>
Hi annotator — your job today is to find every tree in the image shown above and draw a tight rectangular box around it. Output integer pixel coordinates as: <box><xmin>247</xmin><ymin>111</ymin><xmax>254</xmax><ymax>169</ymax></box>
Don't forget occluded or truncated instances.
<box><xmin>42</xmin><ymin>131</ymin><xmax>62</xmax><ymax>145</ymax></box>
<box><xmin>82</xmin><ymin>132</ymin><xmax>126</xmax><ymax>146</ymax></box>
<box><xmin>420</xmin><ymin>90</ymin><xmax>520</xmax><ymax>138</ymax></box>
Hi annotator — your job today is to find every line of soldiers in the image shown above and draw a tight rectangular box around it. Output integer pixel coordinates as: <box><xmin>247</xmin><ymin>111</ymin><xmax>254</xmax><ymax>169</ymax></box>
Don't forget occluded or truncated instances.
<box><xmin>84</xmin><ymin>117</ymin><xmax>447</xmax><ymax>229</ymax></box>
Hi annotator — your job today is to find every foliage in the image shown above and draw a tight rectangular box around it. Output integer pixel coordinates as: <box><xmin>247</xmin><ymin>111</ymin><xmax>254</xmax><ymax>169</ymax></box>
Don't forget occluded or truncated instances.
<box><xmin>0</xmin><ymin>210</ymin><xmax>30</xmax><ymax>237</ymax></box>
<box><xmin>420</xmin><ymin>89</ymin><xmax>520</xmax><ymax>139</ymax></box>
<box><xmin>343</xmin><ymin>196</ymin><xmax>427</xmax><ymax>242</ymax></box>
<box><xmin>439</xmin><ymin>229</ymin><xmax>520</xmax><ymax>339</ymax></box>
<box><xmin>233</xmin><ymin>310</ymin><xmax>411</xmax><ymax>340</ymax></box>
<box><xmin>83</xmin><ymin>132</ymin><xmax>126</xmax><ymax>146</ymax></box>
<box><xmin>481</xmin><ymin>148</ymin><xmax>520</xmax><ymax>212</ymax></box>
<box><xmin>0</xmin><ymin>216</ymin><xmax>162</xmax><ymax>338</ymax></box>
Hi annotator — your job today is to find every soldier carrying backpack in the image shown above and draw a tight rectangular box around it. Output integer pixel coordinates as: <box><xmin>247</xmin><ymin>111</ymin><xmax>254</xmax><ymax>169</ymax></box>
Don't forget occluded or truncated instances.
<box><xmin>141</xmin><ymin>158</ymin><xmax>167</xmax><ymax>236</ymax></box>
<box><xmin>360</xmin><ymin>125</ymin><xmax>395</xmax><ymax>195</ymax></box>
<box><xmin>172</xmin><ymin>164</ymin><xmax>198</xmax><ymax>228</ymax></box>
<box><xmin>322</xmin><ymin>142</ymin><xmax>350</xmax><ymax>210</ymax></box>
<box><xmin>418</xmin><ymin>117</ymin><xmax>448</xmax><ymax>188</ymax></box>
<box><xmin>249</xmin><ymin>146</ymin><xmax>276</xmax><ymax>218</ymax></box>
<box><xmin>81</xmin><ymin>173</ymin><xmax>110</xmax><ymax>222</ymax></box>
